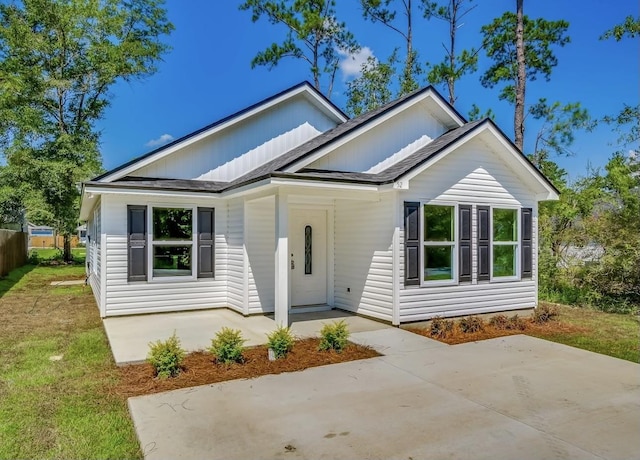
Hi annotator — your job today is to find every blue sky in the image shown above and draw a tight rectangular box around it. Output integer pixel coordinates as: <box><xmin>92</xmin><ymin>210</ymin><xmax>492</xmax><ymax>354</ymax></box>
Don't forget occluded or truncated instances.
<box><xmin>98</xmin><ymin>0</ymin><xmax>638</xmax><ymax>181</ymax></box>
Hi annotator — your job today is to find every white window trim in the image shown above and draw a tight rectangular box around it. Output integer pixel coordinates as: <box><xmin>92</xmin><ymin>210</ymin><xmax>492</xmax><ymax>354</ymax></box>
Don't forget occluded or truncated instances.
<box><xmin>420</xmin><ymin>200</ymin><xmax>458</xmax><ymax>287</ymax></box>
<box><xmin>147</xmin><ymin>204</ymin><xmax>198</xmax><ymax>282</ymax></box>
<box><xmin>489</xmin><ymin>205</ymin><xmax>521</xmax><ymax>282</ymax></box>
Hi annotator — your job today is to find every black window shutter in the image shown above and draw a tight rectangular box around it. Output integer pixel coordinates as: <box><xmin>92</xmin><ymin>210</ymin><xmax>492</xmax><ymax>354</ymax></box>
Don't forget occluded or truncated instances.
<box><xmin>197</xmin><ymin>207</ymin><xmax>215</xmax><ymax>278</ymax></box>
<box><xmin>521</xmin><ymin>207</ymin><xmax>533</xmax><ymax>279</ymax></box>
<box><xmin>404</xmin><ymin>202</ymin><xmax>420</xmax><ymax>286</ymax></box>
<box><xmin>127</xmin><ymin>205</ymin><xmax>147</xmax><ymax>282</ymax></box>
<box><xmin>477</xmin><ymin>206</ymin><xmax>490</xmax><ymax>281</ymax></box>
<box><xmin>459</xmin><ymin>205</ymin><xmax>472</xmax><ymax>282</ymax></box>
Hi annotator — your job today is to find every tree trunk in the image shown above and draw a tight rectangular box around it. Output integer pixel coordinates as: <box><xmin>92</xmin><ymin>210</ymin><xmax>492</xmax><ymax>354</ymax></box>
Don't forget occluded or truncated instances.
<box><xmin>448</xmin><ymin>0</ymin><xmax>457</xmax><ymax>105</ymax></box>
<box><xmin>63</xmin><ymin>234</ymin><xmax>72</xmax><ymax>262</ymax></box>
<box><xmin>514</xmin><ymin>0</ymin><xmax>526</xmax><ymax>151</ymax></box>
<box><xmin>404</xmin><ymin>0</ymin><xmax>413</xmax><ymax>94</ymax></box>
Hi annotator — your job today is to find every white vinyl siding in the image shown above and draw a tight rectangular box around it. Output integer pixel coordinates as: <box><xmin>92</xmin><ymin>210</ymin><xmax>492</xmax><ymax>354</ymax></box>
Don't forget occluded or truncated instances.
<box><xmin>133</xmin><ymin>97</ymin><xmax>337</xmax><ymax>182</ymax></box>
<box><xmin>226</xmin><ymin>199</ymin><xmax>245</xmax><ymax>313</ymax></box>
<box><xmin>246</xmin><ymin>197</ymin><xmax>275</xmax><ymax>314</ymax></box>
<box><xmin>334</xmin><ymin>194</ymin><xmax>395</xmax><ymax>322</ymax></box>
<box><xmin>399</xmin><ymin>137</ymin><xmax>538</xmax><ymax>322</ymax></box>
<box><xmin>306</xmin><ymin>103</ymin><xmax>446</xmax><ymax>173</ymax></box>
<box><xmin>87</xmin><ymin>200</ymin><xmax>102</xmax><ymax>310</ymax></box>
<box><xmin>101</xmin><ymin>194</ymin><xmax>228</xmax><ymax>317</ymax></box>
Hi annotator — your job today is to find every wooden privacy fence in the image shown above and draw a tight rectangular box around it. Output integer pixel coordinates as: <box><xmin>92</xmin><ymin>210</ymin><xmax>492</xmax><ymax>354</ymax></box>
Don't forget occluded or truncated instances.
<box><xmin>0</xmin><ymin>230</ymin><xmax>28</xmax><ymax>277</ymax></box>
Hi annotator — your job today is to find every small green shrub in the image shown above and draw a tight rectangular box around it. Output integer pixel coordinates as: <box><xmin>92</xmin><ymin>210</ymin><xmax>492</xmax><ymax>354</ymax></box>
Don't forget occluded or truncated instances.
<box><xmin>488</xmin><ymin>314</ymin><xmax>509</xmax><ymax>330</ymax></box>
<box><xmin>147</xmin><ymin>332</ymin><xmax>186</xmax><ymax>378</ymax></box>
<box><xmin>266</xmin><ymin>325</ymin><xmax>295</xmax><ymax>359</ymax></box>
<box><xmin>532</xmin><ymin>304</ymin><xmax>559</xmax><ymax>324</ymax></box>
<box><xmin>209</xmin><ymin>327</ymin><xmax>246</xmax><ymax>364</ymax></box>
<box><xmin>319</xmin><ymin>320</ymin><xmax>350</xmax><ymax>352</ymax></box>
<box><xmin>429</xmin><ymin>316</ymin><xmax>454</xmax><ymax>338</ymax></box>
<box><xmin>458</xmin><ymin>316</ymin><xmax>485</xmax><ymax>333</ymax></box>
<box><xmin>507</xmin><ymin>314</ymin><xmax>527</xmax><ymax>331</ymax></box>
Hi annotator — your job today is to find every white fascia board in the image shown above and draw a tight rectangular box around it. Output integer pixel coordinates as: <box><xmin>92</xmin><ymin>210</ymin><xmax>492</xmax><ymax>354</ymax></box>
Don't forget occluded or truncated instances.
<box><xmin>269</xmin><ymin>177</ymin><xmax>379</xmax><ymax>192</ymax></box>
<box><xmin>398</xmin><ymin>123</ymin><xmax>559</xmax><ymax>199</ymax></box>
<box><xmin>99</xmin><ymin>85</ymin><xmax>345</xmax><ymax>183</ymax></box>
<box><xmin>83</xmin><ymin>184</ymin><xmax>224</xmax><ymax>200</ymax></box>
<box><xmin>283</xmin><ymin>88</ymin><xmax>463</xmax><ymax>173</ymax></box>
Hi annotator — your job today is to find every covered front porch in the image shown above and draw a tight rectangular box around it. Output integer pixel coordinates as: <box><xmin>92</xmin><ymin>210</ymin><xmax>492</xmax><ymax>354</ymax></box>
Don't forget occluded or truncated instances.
<box><xmin>240</xmin><ymin>185</ymin><xmax>398</xmax><ymax>327</ymax></box>
<box><xmin>103</xmin><ymin>308</ymin><xmax>390</xmax><ymax>365</ymax></box>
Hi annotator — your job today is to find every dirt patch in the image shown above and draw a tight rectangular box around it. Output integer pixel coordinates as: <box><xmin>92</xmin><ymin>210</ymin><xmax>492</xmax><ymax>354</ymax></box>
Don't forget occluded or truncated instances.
<box><xmin>408</xmin><ymin>320</ymin><xmax>588</xmax><ymax>345</ymax></box>
<box><xmin>114</xmin><ymin>338</ymin><xmax>380</xmax><ymax>398</ymax></box>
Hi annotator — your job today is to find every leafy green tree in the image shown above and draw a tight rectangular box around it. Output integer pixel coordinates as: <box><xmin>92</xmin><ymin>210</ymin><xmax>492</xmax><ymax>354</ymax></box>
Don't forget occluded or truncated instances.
<box><xmin>360</xmin><ymin>0</ymin><xmax>421</xmax><ymax>95</ymax></box>
<box><xmin>528</xmin><ymin>99</ymin><xmax>591</xmax><ymax>167</ymax></box>
<box><xmin>467</xmin><ymin>103</ymin><xmax>495</xmax><ymax>121</ymax></box>
<box><xmin>345</xmin><ymin>50</ymin><xmax>398</xmax><ymax>116</ymax></box>
<box><xmin>600</xmin><ymin>15</ymin><xmax>640</xmax><ymax>41</ymax></box>
<box><xmin>600</xmin><ymin>16</ymin><xmax>639</xmax><ymax>149</ymax></box>
<box><xmin>422</xmin><ymin>0</ymin><xmax>479</xmax><ymax>105</ymax></box>
<box><xmin>480</xmin><ymin>10</ymin><xmax>570</xmax><ymax>150</ymax></box>
<box><xmin>239</xmin><ymin>0</ymin><xmax>358</xmax><ymax>97</ymax></box>
<box><xmin>0</xmin><ymin>0</ymin><xmax>173</xmax><ymax>260</ymax></box>
<box><xmin>577</xmin><ymin>153</ymin><xmax>640</xmax><ymax>310</ymax></box>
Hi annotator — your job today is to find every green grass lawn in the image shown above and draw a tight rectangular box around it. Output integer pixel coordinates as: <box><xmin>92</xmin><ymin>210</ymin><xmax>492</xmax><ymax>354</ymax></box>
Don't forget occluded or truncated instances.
<box><xmin>29</xmin><ymin>247</ymin><xmax>86</xmax><ymax>264</ymax></box>
<box><xmin>530</xmin><ymin>303</ymin><xmax>640</xmax><ymax>363</ymax></box>
<box><xmin>0</xmin><ymin>264</ymin><xmax>141</xmax><ymax>459</ymax></box>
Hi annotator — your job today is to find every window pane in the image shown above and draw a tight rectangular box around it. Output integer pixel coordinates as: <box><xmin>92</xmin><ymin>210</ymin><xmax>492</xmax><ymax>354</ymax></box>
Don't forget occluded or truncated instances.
<box><xmin>304</xmin><ymin>225</ymin><xmax>312</xmax><ymax>275</ymax></box>
<box><xmin>424</xmin><ymin>246</ymin><xmax>453</xmax><ymax>281</ymax></box>
<box><xmin>493</xmin><ymin>209</ymin><xmax>517</xmax><ymax>242</ymax></box>
<box><xmin>424</xmin><ymin>205</ymin><xmax>454</xmax><ymax>242</ymax></box>
<box><xmin>153</xmin><ymin>245</ymin><xmax>192</xmax><ymax>277</ymax></box>
<box><xmin>153</xmin><ymin>208</ymin><xmax>192</xmax><ymax>241</ymax></box>
<box><xmin>493</xmin><ymin>244</ymin><xmax>516</xmax><ymax>277</ymax></box>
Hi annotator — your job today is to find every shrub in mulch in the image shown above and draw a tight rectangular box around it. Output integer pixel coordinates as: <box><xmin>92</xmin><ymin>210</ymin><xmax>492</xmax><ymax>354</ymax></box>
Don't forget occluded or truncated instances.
<box><xmin>409</xmin><ymin>310</ymin><xmax>584</xmax><ymax>345</ymax></box>
<box><xmin>532</xmin><ymin>304</ymin><xmax>559</xmax><ymax>324</ymax></box>
<box><xmin>428</xmin><ymin>316</ymin><xmax>455</xmax><ymax>338</ymax></box>
<box><xmin>113</xmin><ymin>338</ymin><xmax>379</xmax><ymax>398</ymax></box>
<box><xmin>458</xmin><ymin>315</ymin><xmax>485</xmax><ymax>333</ymax></box>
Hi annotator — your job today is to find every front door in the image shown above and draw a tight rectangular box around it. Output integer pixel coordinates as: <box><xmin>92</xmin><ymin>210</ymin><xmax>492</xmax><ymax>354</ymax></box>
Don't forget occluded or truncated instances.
<box><xmin>290</xmin><ymin>208</ymin><xmax>327</xmax><ymax>306</ymax></box>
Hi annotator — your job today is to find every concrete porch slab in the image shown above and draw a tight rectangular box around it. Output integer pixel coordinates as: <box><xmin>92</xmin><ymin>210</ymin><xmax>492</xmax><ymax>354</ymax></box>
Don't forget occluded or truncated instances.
<box><xmin>103</xmin><ymin>308</ymin><xmax>391</xmax><ymax>365</ymax></box>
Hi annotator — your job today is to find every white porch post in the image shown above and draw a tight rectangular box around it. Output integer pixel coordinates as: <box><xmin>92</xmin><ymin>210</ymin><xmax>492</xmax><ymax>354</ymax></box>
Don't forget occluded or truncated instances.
<box><xmin>274</xmin><ymin>192</ymin><xmax>289</xmax><ymax>326</ymax></box>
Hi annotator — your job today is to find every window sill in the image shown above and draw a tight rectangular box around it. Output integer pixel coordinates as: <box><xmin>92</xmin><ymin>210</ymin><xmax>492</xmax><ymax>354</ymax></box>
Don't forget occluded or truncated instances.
<box><xmin>490</xmin><ymin>276</ymin><xmax>521</xmax><ymax>283</ymax></box>
<box><xmin>419</xmin><ymin>280</ymin><xmax>458</xmax><ymax>288</ymax></box>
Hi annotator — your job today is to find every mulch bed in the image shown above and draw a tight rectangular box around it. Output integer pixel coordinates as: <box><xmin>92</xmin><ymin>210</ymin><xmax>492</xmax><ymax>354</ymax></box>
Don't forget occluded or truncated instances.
<box><xmin>407</xmin><ymin>320</ymin><xmax>587</xmax><ymax>345</ymax></box>
<box><xmin>114</xmin><ymin>338</ymin><xmax>380</xmax><ymax>398</ymax></box>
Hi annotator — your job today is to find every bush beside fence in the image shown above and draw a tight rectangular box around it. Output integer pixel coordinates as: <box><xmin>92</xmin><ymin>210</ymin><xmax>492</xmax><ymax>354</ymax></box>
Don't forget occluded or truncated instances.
<box><xmin>0</xmin><ymin>230</ymin><xmax>28</xmax><ymax>277</ymax></box>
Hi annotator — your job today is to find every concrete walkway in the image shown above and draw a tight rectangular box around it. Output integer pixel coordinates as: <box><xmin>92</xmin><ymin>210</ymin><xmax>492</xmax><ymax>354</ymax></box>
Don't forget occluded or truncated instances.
<box><xmin>104</xmin><ymin>308</ymin><xmax>389</xmax><ymax>364</ymax></box>
<box><xmin>128</xmin><ymin>329</ymin><xmax>640</xmax><ymax>460</ymax></box>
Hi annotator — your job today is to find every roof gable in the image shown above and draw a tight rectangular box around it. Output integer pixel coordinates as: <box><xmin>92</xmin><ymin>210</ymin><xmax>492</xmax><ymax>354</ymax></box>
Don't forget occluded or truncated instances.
<box><xmin>281</xmin><ymin>86</ymin><xmax>467</xmax><ymax>173</ymax></box>
<box><xmin>96</xmin><ymin>81</ymin><xmax>347</xmax><ymax>183</ymax></box>
<box><xmin>396</xmin><ymin>119</ymin><xmax>559</xmax><ymax>200</ymax></box>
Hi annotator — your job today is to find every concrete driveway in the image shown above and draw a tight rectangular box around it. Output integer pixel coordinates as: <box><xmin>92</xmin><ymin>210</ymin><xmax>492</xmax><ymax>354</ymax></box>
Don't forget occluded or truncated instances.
<box><xmin>128</xmin><ymin>329</ymin><xmax>640</xmax><ymax>460</ymax></box>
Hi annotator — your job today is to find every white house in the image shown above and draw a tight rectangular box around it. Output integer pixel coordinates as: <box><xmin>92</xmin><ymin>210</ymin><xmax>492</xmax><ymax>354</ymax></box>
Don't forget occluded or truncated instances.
<box><xmin>79</xmin><ymin>82</ymin><xmax>558</xmax><ymax>326</ymax></box>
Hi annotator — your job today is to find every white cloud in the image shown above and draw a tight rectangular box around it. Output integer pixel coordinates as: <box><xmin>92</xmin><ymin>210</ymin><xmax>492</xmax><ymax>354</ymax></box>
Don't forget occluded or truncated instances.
<box><xmin>338</xmin><ymin>46</ymin><xmax>375</xmax><ymax>79</ymax></box>
<box><xmin>628</xmin><ymin>149</ymin><xmax>637</xmax><ymax>160</ymax></box>
<box><xmin>145</xmin><ymin>133</ymin><xmax>174</xmax><ymax>148</ymax></box>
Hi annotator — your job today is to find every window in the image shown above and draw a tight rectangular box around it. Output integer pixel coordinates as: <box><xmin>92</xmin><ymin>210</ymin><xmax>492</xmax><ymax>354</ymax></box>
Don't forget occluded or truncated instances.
<box><xmin>404</xmin><ymin>202</ymin><xmax>532</xmax><ymax>286</ymax></box>
<box><xmin>492</xmin><ymin>208</ymin><xmax>518</xmax><ymax>278</ymax></box>
<box><xmin>151</xmin><ymin>208</ymin><xmax>193</xmax><ymax>277</ymax></box>
<box><xmin>304</xmin><ymin>225</ymin><xmax>312</xmax><ymax>275</ymax></box>
<box><xmin>128</xmin><ymin>206</ymin><xmax>215</xmax><ymax>282</ymax></box>
<box><xmin>423</xmin><ymin>205</ymin><xmax>455</xmax><ymax>282</ymax></box>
